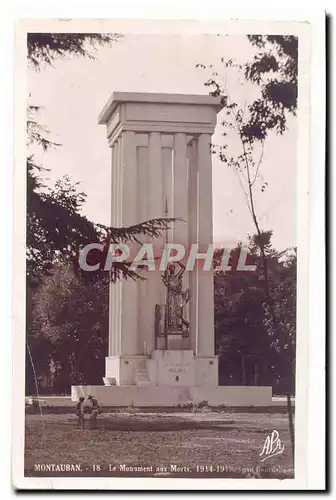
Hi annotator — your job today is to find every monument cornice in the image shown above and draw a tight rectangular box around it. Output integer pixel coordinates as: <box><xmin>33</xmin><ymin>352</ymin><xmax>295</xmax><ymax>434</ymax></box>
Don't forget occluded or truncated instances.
<box><xmin>98</xmin><ymin>91</ymin><xmax>223</xmax><ymax>125</ymax></box>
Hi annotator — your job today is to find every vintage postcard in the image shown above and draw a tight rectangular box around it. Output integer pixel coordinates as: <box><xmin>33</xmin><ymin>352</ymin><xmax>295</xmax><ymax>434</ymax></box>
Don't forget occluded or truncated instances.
<box><xmin>12</xmin><ymin>14</ymin><xmax>325</xmax><ymax>490</ymax></box>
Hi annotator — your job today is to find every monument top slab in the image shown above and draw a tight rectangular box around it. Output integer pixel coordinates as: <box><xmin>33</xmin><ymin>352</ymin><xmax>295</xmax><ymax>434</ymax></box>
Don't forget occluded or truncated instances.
<box><xmin>98</xmin><ymin>91</ymin><xmax>223</xmax><ymax>125</ymax></box>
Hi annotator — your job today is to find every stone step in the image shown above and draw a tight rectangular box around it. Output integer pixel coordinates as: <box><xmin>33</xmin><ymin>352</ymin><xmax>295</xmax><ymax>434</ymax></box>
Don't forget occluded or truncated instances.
<box><xmin>137</xmin><ymin>377</ymin><xmax>150</xmax><ymax>381</ymax></box>
<box><xmin>136</xmin><ymin>368</ymin><xmax>149</xmax><ymax>375</ymax></box>
<box><xmin>135</xmin><ymin>367</ymin><xmax>151</xmax><ymax>386</ymax></box>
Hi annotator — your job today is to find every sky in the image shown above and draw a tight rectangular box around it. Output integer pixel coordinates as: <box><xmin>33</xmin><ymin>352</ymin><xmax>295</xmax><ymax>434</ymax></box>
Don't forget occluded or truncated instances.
<box><xmin>28</xmin><ymin>34</ymin><xmax>297</xmax><ymax>251</ymax></box>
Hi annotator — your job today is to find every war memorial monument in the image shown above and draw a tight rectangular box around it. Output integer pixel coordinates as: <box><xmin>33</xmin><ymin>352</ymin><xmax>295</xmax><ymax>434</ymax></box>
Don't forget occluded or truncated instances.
<box><xmin>72</xmin><ymin>92</ymin><xmax>272</xmax><ymax>406</ymax></box>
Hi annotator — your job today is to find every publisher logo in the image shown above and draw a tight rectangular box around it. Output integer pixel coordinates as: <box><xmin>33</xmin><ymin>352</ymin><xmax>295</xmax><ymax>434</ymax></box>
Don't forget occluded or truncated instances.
<box><xmin>259</xmin><ymin>430</ymin><xmax>285</xmax><ymax>462</ymax></box>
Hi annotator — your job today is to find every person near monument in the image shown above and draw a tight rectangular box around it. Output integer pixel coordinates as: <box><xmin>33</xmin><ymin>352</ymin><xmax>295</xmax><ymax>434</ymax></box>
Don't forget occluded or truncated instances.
<box><xmin>75</xmin><ymin>397</ymin><xmax>85</xmax><ymax>429</ymax></box>
<box><xmin>87</xmin><ymin>395</ymin><xmax>100</xmax><ymax>429</ymax></box>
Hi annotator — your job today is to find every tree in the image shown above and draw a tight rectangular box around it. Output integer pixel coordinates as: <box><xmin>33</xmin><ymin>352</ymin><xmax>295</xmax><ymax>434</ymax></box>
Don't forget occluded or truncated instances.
<box><xmin>244</xmin><ymin>35</ymin><xmax>298</xmax><ymax>141</ymax></box>
<box><xmin>27</xmin><ymin>34</ymin><xmax>173</xmax><ymax>283</ymax></box>
<box><xmin>27</xmin><ymin>33</ymin><xmax>121</xmax><ymax>70</ymax></box>
<box><xmin>262</xmin><ymin>247</ymin><xmax>297</xmax><ymax>392</ymax></box>
<box><xmin>27</xmin><ymin>157</ymin><xmax>172</xmax><ymax>285</ymax></box>
<box><xmin>197</xmin><ymin>35</ymin><xmax>298</xmax><ymax>140</ymax></box>
<box><xmin>197</xmin><ymin>36</ymin><xmax>298</xmax><ymax>389</ymax></box>
<box><xmin>26</xmin><ymin>33</ymin><xmax>174</xmax><ymax>395</ymax></box>
<box><xmin>214</xmin><ymin>234</ymin><xmax>296</xmax><ymax>392</ymax></box>
<box><xmin>28</xmin><ymin>264</ymin><xmax>109</xmax><ymax>394</ymax></box>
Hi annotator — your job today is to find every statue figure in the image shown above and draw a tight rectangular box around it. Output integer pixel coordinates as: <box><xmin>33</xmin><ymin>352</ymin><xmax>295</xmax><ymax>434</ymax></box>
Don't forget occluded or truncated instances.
<box><xmin>161</xmin><ymin>262</ymin><xmax>190</xmax><ymax>334</ymax></box>
<box><xmin>154</xmin><ymin>198</ymin><xmax>190</xmax><ymax>340</ymax></box>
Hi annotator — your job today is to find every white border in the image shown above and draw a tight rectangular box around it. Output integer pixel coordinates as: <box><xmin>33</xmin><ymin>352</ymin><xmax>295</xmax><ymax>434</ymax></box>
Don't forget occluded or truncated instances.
<box><xmin>306</xmin><ymin>10</ymin><xmax>326</xmax><ymax>491</ymax></box>
<box><xmin>11</xmin><ymin>11</ymin><xmax>325</xmax><ymax>492</ymax></box>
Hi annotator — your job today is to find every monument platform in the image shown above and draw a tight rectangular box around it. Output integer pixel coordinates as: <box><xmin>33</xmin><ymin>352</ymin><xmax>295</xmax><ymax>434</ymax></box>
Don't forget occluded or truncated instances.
<box><xmin>72</xmin><ymin>350</ymin><xmax>272</xmax><ymax>407</ymax></box>
<box><xmin>103</xmin><ymin>350</ymin><xmax>219</xmax><ymax>387</ymax></box>
<box><xmin>71</xmin><ymin>384</ymin><xmax>272</xmax><ymax>407</ymax></box>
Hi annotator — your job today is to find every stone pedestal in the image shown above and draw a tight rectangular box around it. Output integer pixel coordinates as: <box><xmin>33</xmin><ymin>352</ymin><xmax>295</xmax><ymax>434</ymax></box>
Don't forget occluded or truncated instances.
<box><xmin>104</xmin><ymin>350</ymin><xmax>218</xmax><ymax>388</ymax></box>
<box><xmin>105</xmin><ymin>355</ymin><xmax>150</xmax><ymax>386</ymax></box>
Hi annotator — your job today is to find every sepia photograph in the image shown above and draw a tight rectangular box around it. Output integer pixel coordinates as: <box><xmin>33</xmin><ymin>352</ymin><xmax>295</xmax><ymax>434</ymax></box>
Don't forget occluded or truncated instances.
<box><xmin>11</xmin><ymin>15</ymin><xmax>325</xmax><ymax>490</ymax></box>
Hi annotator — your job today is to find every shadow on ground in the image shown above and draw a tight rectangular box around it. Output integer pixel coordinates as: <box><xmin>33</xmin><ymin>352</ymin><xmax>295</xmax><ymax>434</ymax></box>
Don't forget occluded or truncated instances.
<box><xmin>26</xmin><ymin>405</ymin><xmax>291</xmax><ymax>415</ymax></box>
<box><xmin>44</xmin><ymin>415</ymin><xmax>273</xmax><ymax>433</ymax></box>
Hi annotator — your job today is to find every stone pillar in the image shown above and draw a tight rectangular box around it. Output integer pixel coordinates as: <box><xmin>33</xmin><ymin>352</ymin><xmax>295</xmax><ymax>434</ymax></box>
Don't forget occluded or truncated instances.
<box><xmin>108</xmin><ymin>139</ymin><xmax>123</xmax><ymax>357</ymax></box>
<box><xmin>173</xmin><ymin>133</ymin><xmax>188</xmax><ymax>245</ymax></box>
<box><xmin>108</xmin><ymin>138</ymin><xmax>123</xmax><ymax>357</ymax></box>
<box><xmin>148</xmin><ymin>132</ymin><xmax>164</xmax><ymax>218</ymax></box>
<box><xmin>173</xmin><ymin>133</ymin><xmax>190</xmax><ymax>335</ymax></box>
<box><xmin>188</xmin><ymin>139</ymin><xmax>198</xmax><ymax>354</ymax></box>
<box><xmin>108</xmin><ymin>143</ymin><xmax>117</xmax><ymax>357</ymax></box>
<box><xmin>162</xmin><ymin>143</ymin><xmax>173</xmax><ymax>242</ymax></box>
<box><xmin>136</xmin><ymin>139</ymin><xmax>150</xmax><ymax>354</ymax></box>
<box><xmin>147</xmin><ymin>132</ymin><xmax>164</xmax><ymax>350</ymax></box>
<box><xmin>120</xmin><ymin>131</ymin><xmax>139</xmax><ymax>355</ymax></box>
<box><xmin>116</xmin><ymin>137</ymin><xmax>122</xmax><ymax>226</ymax></box>
<box><xmin>197</xmin><ymin>133</ymin><xmax>215</xmax><ymax>357</ymax></box>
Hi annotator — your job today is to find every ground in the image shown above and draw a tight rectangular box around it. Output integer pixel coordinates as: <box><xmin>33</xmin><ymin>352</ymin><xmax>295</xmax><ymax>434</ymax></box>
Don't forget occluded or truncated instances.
<box><xmin>25</xmin><ymin>408</ymin><xmax>294</xmax><ymax>479</ymax></box>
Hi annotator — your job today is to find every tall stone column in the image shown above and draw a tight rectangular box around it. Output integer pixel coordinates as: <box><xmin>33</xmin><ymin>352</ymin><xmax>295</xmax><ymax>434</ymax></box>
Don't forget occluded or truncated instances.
<box><xmin>108</xmin><ymin>138</ymin><xmax>123</xmax><ymax>357</ymax></box>
<box><xmin>188</xmin><ymin>139</ymin><xmax>198</xmax><ymax>354</ymax></box>
<box><xmin>146</xmin><ymin>132</ymin><xmax>164</xmax><ymax>351</ymax></box>
<box><xmin>173</xmin><ymin>133</ymin><xmax>188</xmax><ymax>245</ymax></box>
<box><xmin>197</xmin><ymin>133</ymin><xmax>215</xmax><ymax>357</ymax></box>
<box><xmin>173</xmin><ymin>133</ymin><xmax>190</xmax><ymax>335</ymax></box>
<box><xmin>162</xmin><ymin>143</ymin><xmax>173</xmax><ymax>242</ymax></box>
<box><xmin>108</xmin><ymin>143</ymin><xmax>117</xmax><ymax>357</ymax></box>
<box><xmin>115</xmin><ymin>138</ymin><xmax>122</xmax><ymax>355</ymax></box>
<box><xmin>136</xmin><ymin>139</ymin><xmax>150</xmax><ymax>353</ymax></box>
<box><xmin>120</xmin><ymin>131</ymin><xmax>139</xmax><ymax>355</ymax></box>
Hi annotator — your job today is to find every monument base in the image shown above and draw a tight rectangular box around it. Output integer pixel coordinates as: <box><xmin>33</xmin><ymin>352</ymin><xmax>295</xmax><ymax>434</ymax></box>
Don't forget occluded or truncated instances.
<box><xmin>72</xmin><ymin>349</ymin><xmax>273</xmax><ymax>406</ymax></box>
<box><xmin>104</xmin><ymin>350</ymin><xmax>218</xmax><ymax>387</ymax></box>
<box><xmin>71</xmin><ymin>385</ymin><xmax>273</xmax><ymax>407</ymax></box>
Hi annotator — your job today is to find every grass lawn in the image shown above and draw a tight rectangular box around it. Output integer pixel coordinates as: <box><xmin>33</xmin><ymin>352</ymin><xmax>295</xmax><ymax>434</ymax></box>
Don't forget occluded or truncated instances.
<box><xmin>25</xmin><ymin>409</ymin><xmax>294</xmax><ymax>479</ymax></box>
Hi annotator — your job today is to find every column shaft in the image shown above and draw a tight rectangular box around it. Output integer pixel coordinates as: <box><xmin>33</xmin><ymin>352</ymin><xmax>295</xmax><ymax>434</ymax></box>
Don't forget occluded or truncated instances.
<box><xmin>120</xmin><ymin>131</ymin><xmax>139</xmax><ymax>355</ymax></box>
<box><xmin>148</xmin><ymin>132</ymin><xmax>164</xmax><ymax>347</ymax></box>
<box><xmin>188</xmin><ymin>140</ymin><xmax>198</xmax><ymax>354</ymax></box>
<box><xmin>197</xmin><ymin>133</ymin><xmax>215</xmax><ymax>356</ymax></box>
<box><xmin>137</xmin><ymin>143</ymin><xmax>151</xmax><ymax>353</ymax></box>
<box><xmin>173</xmin><ymin>133</ymin><xmax>188</xmax><ymax>246</ymax></box>
<box><xmin>162</xmin><ymin>146</ymin><xmax>173</xmax><ymax>243</ymax></box>
<box><xmin>148</xmin><ymin>132</ymin><xmax>164</xmax><ymax>218</ymax></box>
<box><xmin>115</xmin><ymin>138</ymin><xmax>122</xmax><ymax>354</ymax></box>
<box><xmin>108</xmin><ymin>144</ymin><xmax>117</xmax><ymax>356</ymax></box>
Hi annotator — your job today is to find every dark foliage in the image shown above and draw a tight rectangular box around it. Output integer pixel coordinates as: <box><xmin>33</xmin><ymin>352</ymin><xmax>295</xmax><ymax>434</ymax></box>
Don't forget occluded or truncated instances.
<box><xmin>27</xmin><ymin>33</ymin><xmax>120</xmax><ymax>69</ymax></box>
<box><xmin>26</xmin><ymin>33</ymin><xmax>172</xmax><ymax>284</ymax></box>
<box><xmin>25</xmin><ymin>33</ymin><xmax>173</xmax><ymax>394</ymax></box>
<box><xmin>243</xmin><ymin>35</ymin><xmax>298</xmax><ymax>141</ymax></box>
<box><xmin>197</xmin><ymin>34</ymin><xmax>298</xmax><ymax>142</ymax></box>
<box><xmin>215</xmin><ymin>235</ymin><xmax>296</xmax><ymax>393</ymax></box>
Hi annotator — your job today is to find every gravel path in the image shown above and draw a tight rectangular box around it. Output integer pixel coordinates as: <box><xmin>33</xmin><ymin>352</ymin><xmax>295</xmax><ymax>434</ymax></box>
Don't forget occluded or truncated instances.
<box><xmin>25</xmin><ymin>410</ymin><xmax>294</xmax><ymax>479</ymax></box>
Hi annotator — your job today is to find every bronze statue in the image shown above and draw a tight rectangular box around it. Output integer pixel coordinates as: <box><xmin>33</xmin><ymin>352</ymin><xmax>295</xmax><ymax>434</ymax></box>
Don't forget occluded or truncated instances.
<box><xmin>154</xmin><ymin>198</ymin><xmax>190</xmax><ymax>340</ymax></box>
<box><xmin>161</xmin><ymin>262</ymin><xmax>190</xmax><ymax>334</ymax></box>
